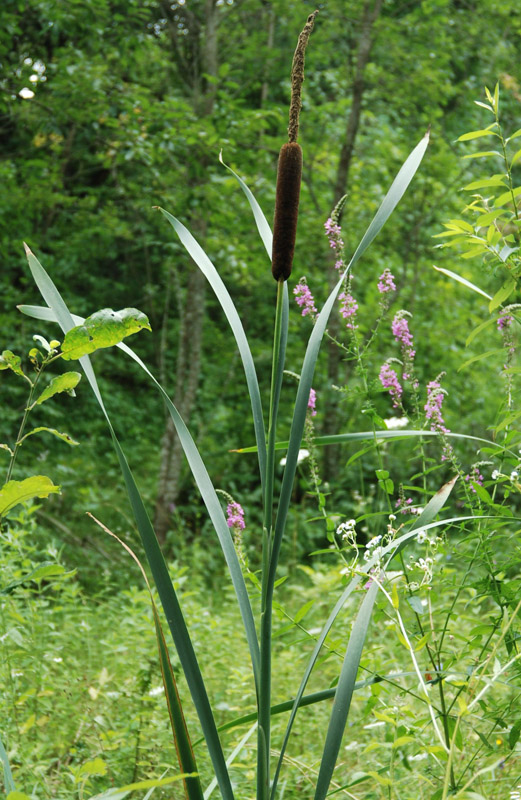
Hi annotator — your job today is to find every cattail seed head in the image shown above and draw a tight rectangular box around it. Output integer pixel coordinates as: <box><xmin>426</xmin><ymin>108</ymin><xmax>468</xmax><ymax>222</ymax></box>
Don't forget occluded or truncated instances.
<box><xmin>271</xmin><ymin>142</ymin><xmax>302</xmax><ymax>281</ymax></box>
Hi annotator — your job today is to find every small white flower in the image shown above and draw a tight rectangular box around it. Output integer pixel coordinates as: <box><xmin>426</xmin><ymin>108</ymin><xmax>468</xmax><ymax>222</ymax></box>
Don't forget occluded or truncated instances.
<box><xmin>389</xmin><ymin>513</ymin><xmax>396</xmax><ymax>522</ymax></box>
<box><xmin>279</xmin><ymin>448</ymin><xmax>309</xmax><ymax>467</ymax></box>
<box><xmin>492</xmin><ymin>470</ymin><xmax>500</xmax><ymax>480</ymax></box>
<box><xmin>416</xmin><ymin>531</ymin><xmax>427</xmax><ymax>543</ymax></box>
<box><xmin>511</xmin><ymin>470</ymin><xmax>519</xmax><ymax>481</ymax></box>
<box><xmin>149</xmin><ymin>686</ymin><xmax>164</xmax><ymax>697</ymax></box>
<box><xmin>385</xmin><ymin>416</ymin><xmax>409</xmax><ymax>430</ymax></box>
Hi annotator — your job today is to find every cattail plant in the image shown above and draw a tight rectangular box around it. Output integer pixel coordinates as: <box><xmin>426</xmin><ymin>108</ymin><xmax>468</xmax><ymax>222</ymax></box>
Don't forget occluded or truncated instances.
<box><xmin>8</xmin><ymin>14</ymin><xmax>457</xmax><ymax>800</ymax></box>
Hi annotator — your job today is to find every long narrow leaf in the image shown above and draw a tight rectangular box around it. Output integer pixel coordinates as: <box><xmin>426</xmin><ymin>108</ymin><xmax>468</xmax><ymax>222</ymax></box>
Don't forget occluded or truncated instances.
<box><xmin>87</xmin><ymin>514</ymin><xmax>203</xmax><ymax>800</ymax></box>
<box><xmin>219</xmin><ymin>153</ymin><xmax>273</xmax><ymax>259</ymax></box>
<box><xmin>313</xmin><ymin>582</ymin><xmax>378</xmax><ymax>800</ymax></box>
<box><xmin>233</xmin><ymin>428</ymin><xmax>516</xmax><ymax>457</ymax></box>
<box><xmin>158</xmin><ymin>208</ymin><xmax>267</xmax><ymax>494</ymax></box>
<box><xmin>0</xmin><ymin>733</ymin><xmax>15</xmax><ymax>793</ymax></box>
<box><xmin>268</xmin><ymin>132</ymin><xmax>430</xmax><ymax>600</ymax></box>
<box><xmin>433</xmin><ymin>265</ymin><xmax>493</xmax><ymax>300</ymax></box>
<box><xmin>18</xmin><ymin>311</ymin><xmax>261</xmax><ymax>690</ymax></box>
<box><xmin>23</xmin><ymin>247</ymin><xmax>236</xmax><ymax>800</ymax></box>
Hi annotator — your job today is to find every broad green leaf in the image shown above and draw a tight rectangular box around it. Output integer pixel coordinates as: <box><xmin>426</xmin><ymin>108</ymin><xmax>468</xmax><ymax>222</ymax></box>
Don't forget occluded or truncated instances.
<box><xmin>0</xmin><ymin>350</ymin><xmax>26</xmax><ymax>379</ymax></box>
<box><xmin>476</xmin><ymin>209</ymin><xmax>506</xmax><ymax>226</ymax></box>
<box><xmin>432</xmin><ymin>266</ymin><xmax>492</xmax><ymax>300</ymax></box>
<box><xmin>494</xmin><ymin>186</ymin><xmax>521</xmax><ymax>207</ymax></box>
<box><xmin>74</xmin><ymin>757</ymin><xmax>107</xmax><ymax>781</ymax></box>
<box><xmin>0</xmin><ymin>476</ymin><xmax>60</xmax><ymax>517</ymax></box>
<box><xmin>32</xmin><ymin>371</ymin><xmax>81</xmax><ymax>405</ymax></box>
<box><xmin>463</xmin><ymin>176</ymin><xmax>507</xmax><ymax>191</ymax></box>
<box><xmin>18</xmin><ymin>427</ymin><xmax>79</xmax><ymax>447</ymax></box>
<box><xmin>457</xmin><ymin>129</ymin><xmax>498</xmax><ymax>141</ymax></box>
<box><xmin>1</xmin><ymin>563</ymin><xmax>71</xmax><ymax>595</ymax></box>
<box><xmin>7</xmin><ymin>794</ymin><xmax>31</xmax><ymax>800</ymax></box>
<box><xmin>60</xmin><ymin>308</ymin><xmax>151</xmax><ymax>361</ymax></box>
<box><xmin>489</xmin><ymin>277</ymin><xmax>516</xmax><ymax>312</ymax></box>
<box><xmin>407</xmin><ymin>595</ymin><xmax>424</xmax><ymax>615</ymax></box>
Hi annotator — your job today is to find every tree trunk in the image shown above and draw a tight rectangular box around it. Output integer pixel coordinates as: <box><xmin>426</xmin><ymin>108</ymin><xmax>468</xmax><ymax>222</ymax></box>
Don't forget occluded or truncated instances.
<box><xmin>322</xmin><ymin>0</ymin><xmax>384</xmax><ymax>481</ymax></box>
<box><xmin>154</xmin><ymin>0</ymin><xmax>218</xmax><ymax>543</ymax></box>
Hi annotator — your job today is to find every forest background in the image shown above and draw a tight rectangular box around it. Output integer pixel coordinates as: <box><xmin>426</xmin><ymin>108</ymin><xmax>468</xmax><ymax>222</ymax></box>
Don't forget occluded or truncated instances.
<box><xmin>2</xmin><ymin>0</ymin><xmax>521</xmax><ymax>797</ymax></box>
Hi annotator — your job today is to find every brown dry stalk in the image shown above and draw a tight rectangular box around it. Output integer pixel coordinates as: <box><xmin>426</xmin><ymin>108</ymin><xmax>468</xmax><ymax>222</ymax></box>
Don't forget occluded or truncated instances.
<box><xmin>288</xmin><ymin>10</ymin><xmax>319</xmax><ymax>144</ymax></box>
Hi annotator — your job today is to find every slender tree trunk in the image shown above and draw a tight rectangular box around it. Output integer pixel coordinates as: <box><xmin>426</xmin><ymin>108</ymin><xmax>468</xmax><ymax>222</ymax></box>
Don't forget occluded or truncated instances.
<box><xmin>154</xmin><ymin>0</ymin><xmax>218</xmax><ymax>543</ymax></box>
<box><xmin>322</xmin><ymin>0</ymin><xmax>383</xmax><ymax>481</ymax></box>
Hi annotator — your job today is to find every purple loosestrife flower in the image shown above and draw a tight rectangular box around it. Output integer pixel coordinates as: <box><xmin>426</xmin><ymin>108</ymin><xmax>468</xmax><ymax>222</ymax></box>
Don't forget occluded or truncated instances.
<box><xmin>308</xmin><ymin>388</ymin><xmax>317</xmax><ymax>417</ymax></box>
<box><xmin>379</xmin><ymin>362</ymin><xmax>403</xmax><ymax>408</ymax></box>
<box><xmin>339</xmin><ymin>291</ymin><xmax>358</xmax><ymax>330</ymax></box>
<box><xmin>378</xmin><ymin>268</ymin><xmax>396</xmax><ymax>294</ymax></box>
<box><xmin>226</xmin><ymin>501</ymin><xmax>245</xmax><ymax>532</ymax></box>
<box><xmin>424</xmin><ymin>378</ymin><xmax>453</xmax><ymax>460</ymax></box>
<box><xmin>392</xmin><ymin>310</ymin><xmax>416</xmax><ymax>380</ymax></box>
<box><xmin>465</xmin><ymin>465</ymin><xmax>484</xmax><ymax>492</ymax></box>
<box><xmin>294</xmin><ymin>277</ymin><xmax>317</xmax><ymax>318</ymax></box>
<box><xmin>497</xmin><ymin>315</ymin><xmax>513</xmax><ymax>331</ymax></box>
<box><xmin>324</xmin><ymin>217</ymin><xmax>344</xmax><ymax>250</ymax></box>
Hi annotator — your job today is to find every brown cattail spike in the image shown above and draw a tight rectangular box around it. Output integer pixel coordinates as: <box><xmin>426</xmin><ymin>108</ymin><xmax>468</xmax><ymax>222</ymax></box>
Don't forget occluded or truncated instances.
<box><xmin>271</xmin><ymin>142</ymin><xmax>303</xmax><ymax>281</ymax></box>
<box><xmin>288</xmin><ymin>10</ymin><xmax>319</xmax><ymax>144</ymax></box>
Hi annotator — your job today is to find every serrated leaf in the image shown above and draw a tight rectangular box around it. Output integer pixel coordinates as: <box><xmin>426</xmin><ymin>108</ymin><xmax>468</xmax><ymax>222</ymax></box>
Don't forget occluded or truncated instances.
<box><xmin>0</xmin><ymin>476</ymin><xmax>60</xmax><ymax>517</ymax></box>
<box><xmin>0</xmin><ymin>350</ymin><xmax>26</xmax><ymax>379</ymax></box>
<box><xmin>60</xmin><ymin>308</ymin><xmax>151</xmax><ymax>361</ymax></box>
<box><xmin>32</xmin><ymin>372</ymin><xmax>82</xmax><ymax>405</ymax></box>
<box><xmin>18</xmin><ymin>427</ymin><xmax>79</xmax><ymax>447</ymax></box>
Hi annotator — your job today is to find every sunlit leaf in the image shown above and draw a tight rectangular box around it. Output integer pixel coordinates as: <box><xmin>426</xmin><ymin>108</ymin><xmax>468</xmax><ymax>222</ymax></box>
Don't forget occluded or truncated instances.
<box><xmin>0</xmin><ymin>476</ymin><xmax>60</xmax><ymax>518</ymax></box>
<box><xmin>32</xmin><ymin>371</ymin><xmax>81</xmax><ymax>405</ymax></box>
<box><xmin>60</xmin><ymin>308</ymin><xmax>151</xmax><ymax>361</ymax></box>
<box><xmin>17</xmin><ymin>427</ymin><xmax>79</xmax><ymax>447</ymax></box>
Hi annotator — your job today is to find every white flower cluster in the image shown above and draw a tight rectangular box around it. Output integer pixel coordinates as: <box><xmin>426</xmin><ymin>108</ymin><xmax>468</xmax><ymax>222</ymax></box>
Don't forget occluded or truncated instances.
<box><xmin>337</xmin><ymin>518</ymin><xmax>357</xmax><ymax>545</ymax></box>
<box><xmin>364</xmin><ymin>534</ymin><xmax>384</xmax><ymax>564</ymax></box>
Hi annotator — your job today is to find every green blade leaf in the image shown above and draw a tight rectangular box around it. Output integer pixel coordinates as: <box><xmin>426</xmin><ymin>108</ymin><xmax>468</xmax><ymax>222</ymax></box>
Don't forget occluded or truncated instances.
<box><xmin>157</xmin><ymin>208</ymin><xmax>266</xmax><ymax>496</ymax></box>
<box><xmin>17</xmin><ymin>427</ymin><xmax>79</xmax><ymax>447</ymax></box>
<box><xmin>489</xmin><ymin>277</ymin><xmax>516</xmax><ymax>312</ymax></box>
<box><xmin>313</xmin><ymin>582</ymin><xmax>378</xmax><ymax>800</ymax></box>
<box><xmin>1</xmin><ymin>563</ymin><xmax>72</xmax><ymax>595</ymax></box>
<box><xmin>432</xmin><ymin>265</ymin><xmax>493</xmax><ymax>300</ymax></box>
<box><xmin>60</xmin><ymin>307</ymin><xmax>151</xmax><ymax>361</ymax></box>
<box><xmin>32</xmin><ymin>371</ymin><xmax>81</xmax><ymax>405</ymax></box>
<box><xmin>457</xmin><ymin>129</ymin><xmax>499</xmax><ymax>141</ymax></box>
<box><xmin>0</xmin><ymin>733</ymin><xmax>16</xmax><ymax>794</ymax></box>
<box><xmin>219</xmin><ymin>152</ymin><xmax>273</xmax><ymax>259</ymax></box>
<box><xmin>17</xmin><ymin>303</ymin><xmax>261</xmax><ymax>693</ymax></box>
<box><xmin>87</xmin><ymin>774</ymin><xmax>196</xmax><ymax>800</ymax></box>
<box><xmin>23</xmin><ymin>246</ymin><xmax>236</xmax><ymax>800</ymax></box>
<box><xmin>269</xmin><ymin>132</ymin><xmax>429</xmax><ymax>606</ymax></box>
<box><xmin>0</xmin><ymin>476</ymin><xmax>60</xmax><ymax>518</ymax></box>
<box><xmin>88</xmin><ymin>516</ymin><xmax>204</xmax><ymax>800</ymax></box>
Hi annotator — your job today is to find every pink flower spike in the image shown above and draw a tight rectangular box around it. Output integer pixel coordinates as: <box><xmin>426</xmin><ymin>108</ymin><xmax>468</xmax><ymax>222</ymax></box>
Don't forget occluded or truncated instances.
<box><xmin>226</xmin><ymin>501</ymin><xmax>245</xmax><ymax>531</ymax></box>
<box><xmin>293</xmin><ymin>277</ymin><xmax>317</xmax><ymax>318</ymax></box>
<box><xmin>308</xmin><ymin>388</ymin><xmax>317</xmax><ymax>417</ymax></box>
<box><xmin>377</xmin><ymin>268</ymin><xmax>396</xmax><ymax>294</ymax></box>
<box><xmin>379</xmin><ymin>362</ymin><xmax>402</xmax><ymax>408</ymax></box>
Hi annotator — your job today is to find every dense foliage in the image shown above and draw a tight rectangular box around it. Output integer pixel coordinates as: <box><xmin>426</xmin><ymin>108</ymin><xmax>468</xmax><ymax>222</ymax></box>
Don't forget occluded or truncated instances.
<box><xmin>2</xmin><ymin>1</ymin><xmax>521</xmax><ymax>799</ymax></box>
